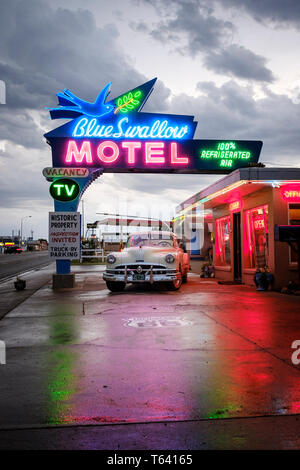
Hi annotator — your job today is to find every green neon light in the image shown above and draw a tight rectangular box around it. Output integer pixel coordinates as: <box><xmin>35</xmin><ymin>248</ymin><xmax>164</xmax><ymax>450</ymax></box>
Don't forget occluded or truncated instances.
<box><xmin>200</xmin><ymin>141</ymin><xmax>252</xmax><ymax>168</ymax></box>
<box><xmin>65</xmin><ymin>185</ymin><xmax>76</xmax><ymax>197</ymax></box>
<box><xmin>115</xmin><ymin>89</ymin><xmax>142</xmax><ymax>114</ymax></box>
<box><xmin>53</xmin><ymin>184</ymin><xmax>64</xmax><ymax>196</ymax></box>
<box><xmin>49</xmin><ymin>178</ymin><xmax>80</xmax><ymax>202</ymax></box>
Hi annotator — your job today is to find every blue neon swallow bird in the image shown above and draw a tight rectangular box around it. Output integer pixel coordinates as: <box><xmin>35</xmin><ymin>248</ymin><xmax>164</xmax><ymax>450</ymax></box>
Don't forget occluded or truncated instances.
<box><xmin>47</xmin><ymin>82</ymin><xmax>115</xmax><ymax>120</ymax></box>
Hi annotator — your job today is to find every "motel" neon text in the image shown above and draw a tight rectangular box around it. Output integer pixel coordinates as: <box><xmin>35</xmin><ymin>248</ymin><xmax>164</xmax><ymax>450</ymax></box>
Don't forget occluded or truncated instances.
<box><xmin>65</xmin><ymin>140</ymin><xmax>190</xmax><ymax>167</ymax></box>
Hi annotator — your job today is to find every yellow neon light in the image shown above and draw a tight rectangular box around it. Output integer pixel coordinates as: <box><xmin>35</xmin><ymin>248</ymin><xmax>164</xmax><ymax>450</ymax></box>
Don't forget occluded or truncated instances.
<box><xmin>199</xmin><ymin>180</ymin><xmax>248</xmax><ymax>203</ymax></box>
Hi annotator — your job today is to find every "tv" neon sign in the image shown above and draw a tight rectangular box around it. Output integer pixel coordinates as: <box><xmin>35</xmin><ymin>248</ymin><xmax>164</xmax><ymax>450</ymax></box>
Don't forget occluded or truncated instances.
<box><xmin>49</xmin><ymin>178</ymin><xmax>80</xmax><ymax>201</ymax></box>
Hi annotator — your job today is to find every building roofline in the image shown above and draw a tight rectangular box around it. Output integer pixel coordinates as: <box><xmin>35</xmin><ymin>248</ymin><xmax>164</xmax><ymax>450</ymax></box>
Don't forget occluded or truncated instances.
<box><xmin>176</xmin><ymin>167</ymin><xmax>300</xmax><ymax>212</ymax></box>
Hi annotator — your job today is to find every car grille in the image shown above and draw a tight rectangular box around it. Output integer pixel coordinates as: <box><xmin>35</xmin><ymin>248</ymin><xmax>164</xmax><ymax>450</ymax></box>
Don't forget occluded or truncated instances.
<box><xmin>107</xmin><ymin>264</ymin><xmax>175</xmax><ymax>275</ymax></box>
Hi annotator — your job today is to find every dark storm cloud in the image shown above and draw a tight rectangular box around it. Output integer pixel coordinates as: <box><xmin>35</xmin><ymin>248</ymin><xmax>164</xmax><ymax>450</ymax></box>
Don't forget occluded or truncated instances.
<box><xmin>133</xmin><ymin>0</ymin><xmax>274</xmax><ymax>83</ymax></box>
<box><xmin>219</xmin><ymin>0</ymin><xmax>300</xmax><ymax>29</ymax></box>
<box><xmin>133</xmin><ymin>0</ymin><xmax>234</xmax><ymax>55</ymax></box>
<box><xmin>0</xmin><ymin>145</ymin><xmax>51</xmax><ymax>209</ymax></box>
<box><xmin>0</xmin><ymin>0</ymin><xmax>170</xmax><ymax>145</ymax></box>
<box><xmin>0</xmin><ymin>108</ymin><xmax>46</xmax><ymax>149</ymax></box>
<box><xmin>171</xmin><ymin>80</ymin><xmax>300</xmax><ymax>161</ymax></box>
<box><xmin>0</xmin><ymin>0</ymin><xmax>143</xmax><ymax>108</ymax></box>
<box><xmin>204</xmin><ymin>45</ymin><xmax>275</xmax><ymax>82</ymax></box>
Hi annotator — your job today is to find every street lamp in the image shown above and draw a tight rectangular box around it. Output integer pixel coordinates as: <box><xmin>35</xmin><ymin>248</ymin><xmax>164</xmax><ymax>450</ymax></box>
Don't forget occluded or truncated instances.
<box><xmin>20</xmin><ymin>215</ymin><xmax>31</xmax><ymax>245</ymax></box>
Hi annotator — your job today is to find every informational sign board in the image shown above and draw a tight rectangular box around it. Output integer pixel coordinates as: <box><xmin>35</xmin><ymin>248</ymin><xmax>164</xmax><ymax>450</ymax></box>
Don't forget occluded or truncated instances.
<box><xmin>45</xmin><ymin>78</ymin><xmax>263</xmax><ymax>175</ymax></box>
<box><xmin>49</xmin><ymin>212</ymin><xmax>81</xmax><ymax>259</ymax></box>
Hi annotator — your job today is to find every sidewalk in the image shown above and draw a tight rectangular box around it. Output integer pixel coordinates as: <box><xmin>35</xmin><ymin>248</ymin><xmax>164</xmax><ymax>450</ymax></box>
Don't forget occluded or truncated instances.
<box><xmin>0</xmin><ymin>267</ymin><xmax>300</xmax><ymax>449</ymax></box>
<box><xmin>0</xmin><ymin>263</ymin><xmax>55</xmax><ymax>320</ymax></box>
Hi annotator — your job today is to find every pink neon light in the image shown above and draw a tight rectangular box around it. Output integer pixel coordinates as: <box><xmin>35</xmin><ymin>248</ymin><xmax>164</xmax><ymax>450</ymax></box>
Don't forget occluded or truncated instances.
<box><xmin>254</xmin><ymin>215</ymin><xmax>265</xmax><ymax>230</ymax></box>
<box><xmin>97</xmin><ymin>141</ymin><xmax>119</xmax><ymax>163</ymax></box>
<box><xmin>145</xmin><ymin>142</ymin><xmax>165</xmax><ymax>164</ymax></box>
<box><xmin>215</xmin><ymin>216</ymin><xmax>230</xmax><ymax>259</ymax></box>
<box><xmin>215</xmin><ymin>219</ymin><xmax>222</xmax><ymax>255</ymax></box>
<box><xmin>170</xmin><ymin>142</ymin><xmax>189</xmax><ymax>164</ymax></box>
<box><xmin>121</xmin><ymin>141</ymin><xmax>141</xmax><ymax>164</ymax></box>
<box><xmin>246</xmin><ymin>211</ymin><xmax>253</xmax><ymax>253</ymax></box>
<box><xmin>65</xmin><ymin>140</ymin><xmax>92</xmax><ymax>163</ymax></box>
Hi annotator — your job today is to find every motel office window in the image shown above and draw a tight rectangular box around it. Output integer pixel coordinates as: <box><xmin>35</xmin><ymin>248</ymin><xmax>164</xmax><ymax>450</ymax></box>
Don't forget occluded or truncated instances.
<box><xmin>289</xmin><ymin>204</ymin><xmax>300</xmax><ymax>264</ymax></box>
<box><xmin>244</xmin><ymin>205</ymin><xmax>269</xmax><ymax>269</ymax></box>
<box><xmin>215</xmin><ymin>216</ymin><xmax>231</xmax><ymax>266</ymax></box>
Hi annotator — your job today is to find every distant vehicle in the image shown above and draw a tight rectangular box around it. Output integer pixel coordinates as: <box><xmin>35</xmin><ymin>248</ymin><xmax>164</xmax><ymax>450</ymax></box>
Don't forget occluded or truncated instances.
<box><xmin>103</xmin><ymin>231</ymin><xmax>190</xmax><ymax>292</ymax></box>
<box><xmin>4</xmin><ymin>246</ymin><xmax>22</xmax><ymax>254</ymax></box>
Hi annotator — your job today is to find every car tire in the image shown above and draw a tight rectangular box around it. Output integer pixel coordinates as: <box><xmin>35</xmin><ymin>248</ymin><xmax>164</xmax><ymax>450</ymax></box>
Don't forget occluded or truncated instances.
<box><xmin>166</xmin><ymin>272</ymin><xmax>182</xmax><ymax>291</ymax></box>
<box><xmin>106</xmin><ymin>281</ymin><xmax>126</xmax><ymax>292</ymax></box>
<box><xmin>182</xmin><ymin>272</ymin><xmax>188</xmax><ymax>283</ymax></box>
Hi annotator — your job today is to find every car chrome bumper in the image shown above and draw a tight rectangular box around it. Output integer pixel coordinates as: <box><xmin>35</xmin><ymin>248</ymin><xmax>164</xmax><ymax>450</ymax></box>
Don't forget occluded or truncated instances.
<box><xmin>103</xmin><ymin>273</ymin><xmax>177</xmax><ymax>283</ymax></box>
<box><xmin>103</xmin><ymin>265</ymin><xmax>178</xmax><ymax>283</ymax></box>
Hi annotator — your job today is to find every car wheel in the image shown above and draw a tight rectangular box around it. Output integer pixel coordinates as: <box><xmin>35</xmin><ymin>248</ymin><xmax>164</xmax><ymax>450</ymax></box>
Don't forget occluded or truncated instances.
<box><xmin>166</xmin><ymin>272</ymin><xmax>182</xmax><ymax>291</ymax></box>
<box><xmin>182</xmin><ymin>272</ymin><xmax>188</xmax><ymax>283</ymax></box>
<box><xmin>106</xmin><ymin>281</ymin><xmax>126</xmax><ymax>292</ymax></box>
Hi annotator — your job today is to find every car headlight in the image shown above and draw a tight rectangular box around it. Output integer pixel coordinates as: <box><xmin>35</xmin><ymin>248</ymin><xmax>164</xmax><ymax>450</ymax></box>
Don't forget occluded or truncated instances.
<box><xmin>165</xmin><ymin>254</ymin><xmax>175</xmax><ymax>263</ymax></box>
<box><xmin>107</xmin><ymin>254</ymin><xmax>116</xmax><ymax>264</ymax></box>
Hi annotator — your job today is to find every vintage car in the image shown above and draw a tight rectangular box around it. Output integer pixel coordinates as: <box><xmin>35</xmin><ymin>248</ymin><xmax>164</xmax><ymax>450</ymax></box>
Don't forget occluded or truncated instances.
<box><xmin>103</xmin><ymin>231</ymin><xmax>190</xmax><ymax>292</ymax></box>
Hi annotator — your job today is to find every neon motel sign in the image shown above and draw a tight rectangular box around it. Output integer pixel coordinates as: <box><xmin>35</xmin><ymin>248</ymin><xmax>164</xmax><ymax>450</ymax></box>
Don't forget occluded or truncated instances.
<box><xmin>44</xmin><ymin>78</ymin><xmax>263</xmax><ymax>174</ymax></box>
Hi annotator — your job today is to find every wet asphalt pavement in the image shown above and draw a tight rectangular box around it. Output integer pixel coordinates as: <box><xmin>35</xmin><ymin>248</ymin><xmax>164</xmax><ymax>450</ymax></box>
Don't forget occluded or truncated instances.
<box><xmin>0</xmin><ymin>266</ymin><xmax>300</xmax><ymax>449</ymax></box>
<box><xmin>0</xmin><ymin>251</ymin><xmax>50</xmax><ymax>281</ymax></box>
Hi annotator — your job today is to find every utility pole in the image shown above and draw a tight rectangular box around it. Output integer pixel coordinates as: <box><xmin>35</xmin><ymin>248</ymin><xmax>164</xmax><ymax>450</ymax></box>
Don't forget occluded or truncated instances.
<box><xmin>81</xmin><ymin>199</ymin><xmax>85</xmax><ymax>239</ymax></box>
<box><xmin>20</xmin><ymin>215</ymin><xmax>31</xmax><ymax>246</ymax></box>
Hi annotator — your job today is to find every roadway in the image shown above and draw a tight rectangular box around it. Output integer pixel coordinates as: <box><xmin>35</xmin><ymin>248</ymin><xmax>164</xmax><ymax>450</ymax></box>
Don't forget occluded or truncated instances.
<box><xmin>0</xmin><ymin>251</ymin><xmax>51</xmax><ymax>281</ymax></box>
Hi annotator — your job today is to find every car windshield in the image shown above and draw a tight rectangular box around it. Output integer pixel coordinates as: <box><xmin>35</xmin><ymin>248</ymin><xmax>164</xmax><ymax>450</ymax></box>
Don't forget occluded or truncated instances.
<box><xmin>127</xmin><ymin>233</ymin><xmax>174</xmax><ymax>248</ymax></box>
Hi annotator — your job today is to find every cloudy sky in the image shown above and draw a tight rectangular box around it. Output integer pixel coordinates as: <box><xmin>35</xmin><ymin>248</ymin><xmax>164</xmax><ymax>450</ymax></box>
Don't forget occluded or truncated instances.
<box><xmin>0</xmin><ymin>0</ymin><xmax>300</xmax><ymax>239</ymax></box>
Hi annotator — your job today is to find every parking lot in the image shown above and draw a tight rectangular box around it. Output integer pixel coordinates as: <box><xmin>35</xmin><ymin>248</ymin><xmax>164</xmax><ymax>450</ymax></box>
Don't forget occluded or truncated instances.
<box><xmin>0</xmin><ymin>265</ymin><xmax>300</xmax><ymax>449</ymax></box>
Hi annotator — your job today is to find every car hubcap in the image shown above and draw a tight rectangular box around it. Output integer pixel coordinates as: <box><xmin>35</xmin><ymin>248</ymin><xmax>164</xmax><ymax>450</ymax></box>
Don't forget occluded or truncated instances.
<box><xmin>174</xmin><ymin>273</ymin><xmax>182</xmax><ymax>288</ymax></box>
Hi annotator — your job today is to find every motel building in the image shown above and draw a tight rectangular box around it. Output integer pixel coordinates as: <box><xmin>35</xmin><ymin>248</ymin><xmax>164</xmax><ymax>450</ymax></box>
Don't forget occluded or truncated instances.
<box><xmin>175</xmin><ymin>167</ymin><xmax>300</xmax><ymax>289</ymax></box>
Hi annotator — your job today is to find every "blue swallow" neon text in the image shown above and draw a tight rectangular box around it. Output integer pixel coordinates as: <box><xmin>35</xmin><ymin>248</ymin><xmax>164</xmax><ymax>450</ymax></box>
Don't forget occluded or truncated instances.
<box><xmin>72</xmin><ymin>117</ymin><xmax>189</xmax><ymax>140</ymax></box>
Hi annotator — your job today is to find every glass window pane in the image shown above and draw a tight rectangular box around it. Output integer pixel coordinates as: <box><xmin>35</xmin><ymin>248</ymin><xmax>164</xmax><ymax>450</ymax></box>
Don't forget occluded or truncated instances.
<box><xmin>215</xmin><ymin>216</ymin><xmax>231</xmax><ymax>266</ymax></box>
<box><xmin>244</xmin><ymin>205</ymin><xmax>269</xmax><ymax>269</ymax></box>
<box><xmin>288</xmin><ymin>204</ymin><xmax>300</xmax><ymax>263</ymax></box>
